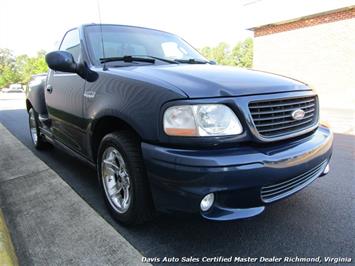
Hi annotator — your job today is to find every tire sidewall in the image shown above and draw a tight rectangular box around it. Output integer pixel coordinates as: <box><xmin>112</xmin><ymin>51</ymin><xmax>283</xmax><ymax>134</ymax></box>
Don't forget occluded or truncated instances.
<box><xmin>29</xmin><ymin>108</ymin><xmax>42</xmax><ymax>149</ymax></box>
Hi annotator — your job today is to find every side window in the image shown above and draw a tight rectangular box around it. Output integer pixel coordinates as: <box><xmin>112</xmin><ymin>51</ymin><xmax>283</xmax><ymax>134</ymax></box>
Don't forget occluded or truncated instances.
<box><xmin>59</xmin><ymin>29</ymin><xmax>81</xmax><ymax>62</ymax></box>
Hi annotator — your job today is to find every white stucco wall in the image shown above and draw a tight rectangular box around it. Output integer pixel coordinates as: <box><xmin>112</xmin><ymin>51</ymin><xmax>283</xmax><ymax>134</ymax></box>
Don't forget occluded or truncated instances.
<box><xmin>253</xmin><ymin>18</ymin><xmax>355</xmax><ymax>109</ymax></box>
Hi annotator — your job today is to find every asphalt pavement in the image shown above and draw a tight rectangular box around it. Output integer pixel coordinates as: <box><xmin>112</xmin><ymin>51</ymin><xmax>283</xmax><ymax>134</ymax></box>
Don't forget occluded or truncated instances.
<box><xmin>0</xmin><ymin>94</ymin><xmax>354</xmax><ymax>265</ymax></box>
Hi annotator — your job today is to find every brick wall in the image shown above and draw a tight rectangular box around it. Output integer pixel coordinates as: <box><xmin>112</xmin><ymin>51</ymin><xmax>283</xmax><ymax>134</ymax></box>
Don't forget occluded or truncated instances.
<box><xmin>255</xmin><ymin>7</ymin><xmax>355</xmax><ymax>37</ymax></box>
<box><xmin>253</xmin><ymin>10</ymin><xmax>355</xmax><ymax>110</ymax></box>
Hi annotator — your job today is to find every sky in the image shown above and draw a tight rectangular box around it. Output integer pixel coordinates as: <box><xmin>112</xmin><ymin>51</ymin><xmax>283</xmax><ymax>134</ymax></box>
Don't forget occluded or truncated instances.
<box><xmin>0</xmin><ymin>0</ymin><xmax>354</xmax><ymax>56</ymax></box>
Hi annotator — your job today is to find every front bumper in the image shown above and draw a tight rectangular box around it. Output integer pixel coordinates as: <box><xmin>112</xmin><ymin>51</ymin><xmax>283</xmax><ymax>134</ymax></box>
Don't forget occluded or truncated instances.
<box><xmin>141</xmin><ymin>126</ymin><xmax>333</xmax><ymax>221</ymax></box>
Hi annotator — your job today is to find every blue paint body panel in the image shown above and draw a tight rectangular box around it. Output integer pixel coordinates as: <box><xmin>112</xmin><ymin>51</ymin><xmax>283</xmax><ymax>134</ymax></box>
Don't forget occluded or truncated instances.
<box><xmin>142</xmin><ymin>126</ymin><xmax>333</xmax><ymax>220</ymax></box>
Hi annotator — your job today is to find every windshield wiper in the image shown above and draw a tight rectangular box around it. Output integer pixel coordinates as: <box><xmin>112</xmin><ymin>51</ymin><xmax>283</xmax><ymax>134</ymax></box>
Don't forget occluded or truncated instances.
<box><xmin>140</xmin><ymin>55</ymin><xmax>178</xmax><ymax>64</ymax></box>
<box><xmin>99</xmin><ymin>56</ymin><xmax>155</xmax><ymax>64</ymax></box>
<box><xmin>99</xmin><ymin>55</ymin><xmax>205</xmax><ymax>65</ymax></box>
<box><xmin>174</xmin><ymin>58</ymin><xmax>209</xmax><ymax>64</ymax></box>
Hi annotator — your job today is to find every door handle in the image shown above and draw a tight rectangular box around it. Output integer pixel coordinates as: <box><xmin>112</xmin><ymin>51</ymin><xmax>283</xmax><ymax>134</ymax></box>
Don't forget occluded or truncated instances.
<box><xmin>46</xmin><ymin>85</ymin><xmax>53</xmax><ymax>93</ymax></box>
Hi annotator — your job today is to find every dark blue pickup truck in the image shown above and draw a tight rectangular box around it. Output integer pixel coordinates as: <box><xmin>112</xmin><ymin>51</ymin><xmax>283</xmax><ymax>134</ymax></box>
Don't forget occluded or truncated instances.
<box><xmin>26</xmin><ymin>24</ymin><xmax>333</xmax><ymax>225</ymax></box>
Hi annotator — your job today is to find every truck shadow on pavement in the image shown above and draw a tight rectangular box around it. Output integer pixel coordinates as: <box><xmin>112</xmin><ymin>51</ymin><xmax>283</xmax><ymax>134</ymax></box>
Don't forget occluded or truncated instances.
<box><xmin>0</xmin><ymin>109</ymin><xmax>354</xmax><ymax>263</ymax></box>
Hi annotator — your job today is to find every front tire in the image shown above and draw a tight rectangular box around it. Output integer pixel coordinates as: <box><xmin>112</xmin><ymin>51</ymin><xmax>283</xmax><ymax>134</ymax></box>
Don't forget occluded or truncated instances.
<box><xmin>97</xmin><ymin>131</ymin><xmax>154</xmax><ymax>225</ymax></box>
<box><xmin>28</xmin><ymin>108</ymin><xmax>46</xmax><ymax>149</ymax></box>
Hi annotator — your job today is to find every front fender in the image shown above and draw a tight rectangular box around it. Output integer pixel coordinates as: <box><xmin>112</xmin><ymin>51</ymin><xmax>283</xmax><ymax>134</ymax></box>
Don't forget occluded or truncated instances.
<box><xmin>84</xmin><ymin>70</ymin><xmax>188</xmax><ymax>142</ymax></box>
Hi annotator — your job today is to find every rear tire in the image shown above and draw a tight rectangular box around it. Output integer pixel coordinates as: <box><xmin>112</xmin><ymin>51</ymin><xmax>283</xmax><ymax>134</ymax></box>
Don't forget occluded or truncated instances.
<box><xmin>28</xmin><ymin>108</ymin><xmax>46</xmax><ymax>150</ymax></box>
<box><xmin>97</xmin><ymin>131</ymin><xmax>154</xmax><ymax>225</ymax></box>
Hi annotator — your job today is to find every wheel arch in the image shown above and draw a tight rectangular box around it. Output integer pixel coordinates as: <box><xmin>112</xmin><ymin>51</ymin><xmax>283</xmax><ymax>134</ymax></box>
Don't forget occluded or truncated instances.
<box><xmin>26</xmin><ymin>99</ymin><xmax>33</xmax><ymax>112</ymax></box>
<box><xmin>90</xmin><ymin>115</ymin><xmax>142</xmax><ymax>162</ymax></box>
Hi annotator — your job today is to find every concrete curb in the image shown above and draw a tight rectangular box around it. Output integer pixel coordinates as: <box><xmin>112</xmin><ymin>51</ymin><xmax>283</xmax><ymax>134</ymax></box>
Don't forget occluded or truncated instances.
<box><xmin>0</xmin><ymin>209</ymin><xmax>19</xmax><ymax>266</ymax></box>
<box><xmin>0</xmin><ymin>122</ymin><xmax>150</xmax><ymax>265</ymax></box>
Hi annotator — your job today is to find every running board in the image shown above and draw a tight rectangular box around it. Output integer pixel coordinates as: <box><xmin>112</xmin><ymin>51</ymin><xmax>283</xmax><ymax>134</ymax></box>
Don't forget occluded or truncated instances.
<box><xmin>39</xmin><ymin>128</ymin><xmax>96</xmax><ymax>170</ymax></box>
<box><xmin>51</xmin><ymin>139</ymin><xmax>96</xmax><ymax>169</ymax></box>
<box><xmin>38</xmin><ymin>114</ymin><xmax>51</xmax><ymax>127</ymax></box>
<box><xmin>39</xmin><ymin>128</ymin><xmax>54</xmax><ymax>142</ymax></box>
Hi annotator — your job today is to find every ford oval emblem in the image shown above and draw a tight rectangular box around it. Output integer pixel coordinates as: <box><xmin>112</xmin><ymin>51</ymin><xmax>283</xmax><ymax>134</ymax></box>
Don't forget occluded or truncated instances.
<box><xmin>291</xmin><ymin>109</ymin><xmax>305</xmax><ymax>120</ymax></box>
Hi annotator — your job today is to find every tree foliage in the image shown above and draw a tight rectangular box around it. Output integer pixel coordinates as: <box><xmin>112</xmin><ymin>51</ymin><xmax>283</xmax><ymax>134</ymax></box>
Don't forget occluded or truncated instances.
<box><xmin>0</xmin><ymin>49</ymin><xmax>48</xmax><ymax>88</ymax></box>
<box><xmin>232</xmin><ymin>38</ymin><xmax>253</xmax><ymax>68</ymax></box>
<box><xmin>199</xmin><ymin>38</ymin><xmax>253</xmax><ymax>68</ymax></box>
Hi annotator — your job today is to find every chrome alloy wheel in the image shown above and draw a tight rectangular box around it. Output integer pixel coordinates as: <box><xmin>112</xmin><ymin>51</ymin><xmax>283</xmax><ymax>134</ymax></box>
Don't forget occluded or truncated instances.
<box><xmin>29</xmin><ymin>110</ymin><xmax>38</xmax><ymax>145</ymax></box>
<box><xmin>101</xmin><ymin>147</ymin><xmax>131</xmax><ymax>213</ymax></box>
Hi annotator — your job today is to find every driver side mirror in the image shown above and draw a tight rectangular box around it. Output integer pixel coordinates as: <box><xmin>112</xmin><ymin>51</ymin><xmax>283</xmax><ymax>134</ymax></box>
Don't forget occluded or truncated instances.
<box><xmin>45</xmin><ymin>51</ymin><xmax>77</xmax><ymax>73</ymax></box>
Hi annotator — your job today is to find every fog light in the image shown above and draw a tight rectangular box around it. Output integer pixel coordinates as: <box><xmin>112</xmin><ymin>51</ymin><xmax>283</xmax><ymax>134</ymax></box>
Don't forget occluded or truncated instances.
<box><xmin>323</xmin><ymin>163</ymin><xmax>330</xmax><ymax>174</ymax></box>
<box><xmin>200</xmin><ymin>193</ymin><xmax>214</xmax><ymax>212</ymax></box>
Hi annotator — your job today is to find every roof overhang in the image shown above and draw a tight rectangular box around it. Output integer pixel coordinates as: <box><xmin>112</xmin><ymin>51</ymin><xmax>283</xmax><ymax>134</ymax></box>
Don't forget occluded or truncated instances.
<box><xmin>248</xmin><ymin>5</ymin><xmax>355</xmax><ymax>31</ymax></box>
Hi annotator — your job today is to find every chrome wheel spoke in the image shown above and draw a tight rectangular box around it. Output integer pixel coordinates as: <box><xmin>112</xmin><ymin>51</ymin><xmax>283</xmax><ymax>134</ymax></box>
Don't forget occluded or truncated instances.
<box><xmin>122</xmin><ymin>175</ymin><xmax>130</xmax><ymax>188</ymax></box>
<box><xmin>109</xmin><ymin>185</ymin><xmax>122</xmax><ymax>197</ymax></box>
<box><xmin>101</xmin><ymin>147</ymin><xmax>131</xmax><ymax>213</ymax></box>
<box><xmin>103</xmin><ymin>159</ymin><xmax>120</xmax><ymax>170</ymax></box>
<box><xmin>29</xmin><ymin>112</ymin><xmax>38</xmax><ymax>144</ymax></box>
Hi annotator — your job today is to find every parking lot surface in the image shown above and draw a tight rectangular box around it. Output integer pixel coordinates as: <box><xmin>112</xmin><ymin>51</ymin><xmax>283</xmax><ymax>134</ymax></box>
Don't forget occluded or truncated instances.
<box><xmin>0</xmin><ymin>95</ymin><xmax>354</xmax><ymax>265</ymax></box>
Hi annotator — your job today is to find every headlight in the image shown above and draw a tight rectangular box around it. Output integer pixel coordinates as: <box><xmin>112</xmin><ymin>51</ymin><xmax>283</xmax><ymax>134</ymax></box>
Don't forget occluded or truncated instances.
<box><xmin>163</xmin><ymin>104</ymin><xmax>243</xmax><ymax>136</ymax></box>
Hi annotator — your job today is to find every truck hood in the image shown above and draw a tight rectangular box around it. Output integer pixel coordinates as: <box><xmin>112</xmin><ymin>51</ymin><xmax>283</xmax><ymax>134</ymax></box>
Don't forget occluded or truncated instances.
<box><xmin>109</xmin><ymin>64</ymin><xmax>310</xmax><ymax>98</ymax></box>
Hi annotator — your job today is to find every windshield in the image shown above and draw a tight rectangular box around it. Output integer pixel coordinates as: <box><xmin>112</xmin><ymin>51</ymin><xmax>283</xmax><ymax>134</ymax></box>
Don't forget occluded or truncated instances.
<box><xmin>84</xmin><ymin>25</ymin><xmax>207</xmax><ymax>65</ymax></box>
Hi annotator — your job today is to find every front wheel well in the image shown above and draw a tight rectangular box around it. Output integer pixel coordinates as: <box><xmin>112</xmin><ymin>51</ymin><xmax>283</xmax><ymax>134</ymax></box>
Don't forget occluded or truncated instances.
<box><xmin>91</xmin><ymin>116</ymin><xmax>140</xmax><ymax>162</ymax></box>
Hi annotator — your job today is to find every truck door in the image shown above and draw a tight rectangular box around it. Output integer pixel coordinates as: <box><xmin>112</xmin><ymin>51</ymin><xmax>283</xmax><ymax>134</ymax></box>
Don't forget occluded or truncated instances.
<box><xmin>45</xmin><ymin>28</ymin><xmax>86</xmax><ymax>154</ymax></box>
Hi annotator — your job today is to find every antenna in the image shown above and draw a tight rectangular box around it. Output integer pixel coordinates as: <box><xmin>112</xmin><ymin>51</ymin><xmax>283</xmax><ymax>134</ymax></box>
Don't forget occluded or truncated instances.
<box><xmin>97</xmin><ymin>0</ymin><xmax>107</xmax><ymax>70</ymax></box>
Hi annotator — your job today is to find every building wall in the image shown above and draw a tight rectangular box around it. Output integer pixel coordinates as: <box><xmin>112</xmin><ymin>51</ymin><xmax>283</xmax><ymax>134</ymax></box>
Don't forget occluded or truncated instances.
<box><xmin>253</xmin><ymin>16</ymin><xmax>355</xmax><ymax>109</ymax></box>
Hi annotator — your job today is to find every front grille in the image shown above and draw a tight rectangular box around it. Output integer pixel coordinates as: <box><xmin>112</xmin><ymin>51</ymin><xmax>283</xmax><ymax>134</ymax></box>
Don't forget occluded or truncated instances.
<box><xmin>249</xmin><ymin>96</ymin><xmax>318</xmax><ymax>138</ymax></box>
<box><xmin>261</xmin><ymin>160</ymin><xmax>327</xmax><ymax>203</ymax></box>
